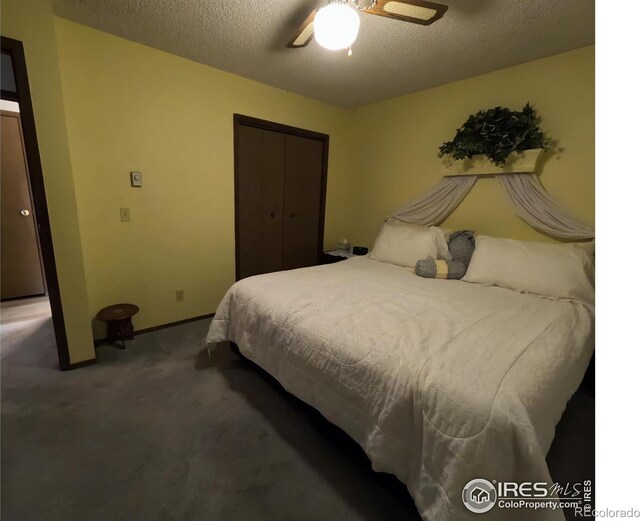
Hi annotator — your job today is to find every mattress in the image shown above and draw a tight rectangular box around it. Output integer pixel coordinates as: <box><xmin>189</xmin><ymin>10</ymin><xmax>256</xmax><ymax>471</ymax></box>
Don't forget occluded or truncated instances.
<box><xmin>206</xmin><ymin>256</ymin><xmax>594</xmax><ymax>521</ymax></box>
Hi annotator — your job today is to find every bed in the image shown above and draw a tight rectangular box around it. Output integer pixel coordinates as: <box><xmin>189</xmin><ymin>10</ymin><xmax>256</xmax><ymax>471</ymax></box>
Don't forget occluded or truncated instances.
<box><xmin>206</xmin><ymin>255</ymin><xmax>594</xmax><ymax>521</ymax></box>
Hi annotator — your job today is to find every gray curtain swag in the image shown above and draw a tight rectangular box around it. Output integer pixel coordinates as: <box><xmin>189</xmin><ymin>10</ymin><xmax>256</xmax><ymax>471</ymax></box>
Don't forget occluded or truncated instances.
<box><xmin>390</xmin><ymin>174</ymin><xmax>594</xmax><ymax>241</ymax></box>
<box><xmin>497</xmin><ymin>174</ymin><xmax>594</xmax><ymax>240</ymax></box>
<box><xmin>391</xmin><ymin>176</ymin><xmax>477</xmax><ymax>226</ymax></box>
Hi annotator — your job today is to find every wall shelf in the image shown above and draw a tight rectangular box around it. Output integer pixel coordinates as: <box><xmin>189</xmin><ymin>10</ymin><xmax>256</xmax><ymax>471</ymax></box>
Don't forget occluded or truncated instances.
<box><xmin>441</xmin><ymin>148</ymin><xmax>544</xmax><ymax>176</ymax></box>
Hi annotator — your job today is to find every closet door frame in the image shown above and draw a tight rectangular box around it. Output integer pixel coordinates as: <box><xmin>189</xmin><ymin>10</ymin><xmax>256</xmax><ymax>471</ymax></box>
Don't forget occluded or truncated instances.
<box><xmin>233</xmin><ymin>114</ymin><xmax>329</xmax><ymax>281</ymax></box>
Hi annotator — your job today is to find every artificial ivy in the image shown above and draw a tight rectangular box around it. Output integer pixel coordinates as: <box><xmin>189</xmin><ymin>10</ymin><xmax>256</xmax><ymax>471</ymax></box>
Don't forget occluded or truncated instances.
<box><xmin>438</xmin><ymin>103</ymin><xmax>550</xmax><ymax>166</ymax></box>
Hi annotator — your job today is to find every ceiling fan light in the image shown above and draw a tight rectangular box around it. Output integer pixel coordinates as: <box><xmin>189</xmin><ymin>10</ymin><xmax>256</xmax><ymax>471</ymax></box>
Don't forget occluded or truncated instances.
<box><xmin>314</xmin><ymin>1</ymin><xmax>361</xmax><ymax>51</ymax></box>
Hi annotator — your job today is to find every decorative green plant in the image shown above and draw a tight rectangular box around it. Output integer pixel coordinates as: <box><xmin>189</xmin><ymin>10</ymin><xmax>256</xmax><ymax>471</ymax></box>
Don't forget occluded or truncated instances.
<box><xmin>438</xmin><ymin>103</ymin><xmax>551</xmax><ymax>166</ymax></box>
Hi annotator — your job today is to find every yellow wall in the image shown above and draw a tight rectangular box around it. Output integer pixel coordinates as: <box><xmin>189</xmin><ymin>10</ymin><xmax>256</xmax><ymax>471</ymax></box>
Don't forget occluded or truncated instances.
<box><xmin>1</xmin><ymin>0</ymin><xmax>95</xmax><ymax>363</ymax></box>
<box><xmin>345</xmin><ymin>46</ymin><xmax>595</xmax><ymax>247</ymax></box>
<box><xmin>53</xmin><ymin>18</ymin><xmax>355</xmax><ymax>338</ymax></box>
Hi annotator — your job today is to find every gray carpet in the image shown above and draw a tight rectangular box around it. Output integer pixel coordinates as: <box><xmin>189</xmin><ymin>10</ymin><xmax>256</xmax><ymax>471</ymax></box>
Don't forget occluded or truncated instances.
<box><xmin>1</xmin><ymin>309</ymin><xmax>594</xmax><ymax>521</ymax></box>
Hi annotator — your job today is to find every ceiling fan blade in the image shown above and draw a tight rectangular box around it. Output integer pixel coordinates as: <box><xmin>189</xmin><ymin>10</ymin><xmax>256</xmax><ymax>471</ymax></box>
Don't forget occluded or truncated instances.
<box><xmin>287</xmin><ymin>10</ymin><xmax>317</xmax><ymax>48</ymax></box>
<box><xmin>363</xmin><ymin>0</ymin><xmax>447</xmax><ymax>26</ymax></box>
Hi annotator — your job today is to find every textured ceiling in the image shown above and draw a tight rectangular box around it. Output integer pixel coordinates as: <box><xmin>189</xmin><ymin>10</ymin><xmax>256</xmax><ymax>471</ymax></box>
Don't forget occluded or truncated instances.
<box><xmin>52</xmin><ymin>0</ymin><xmax>595</xmax><ymax>107</ymax></box>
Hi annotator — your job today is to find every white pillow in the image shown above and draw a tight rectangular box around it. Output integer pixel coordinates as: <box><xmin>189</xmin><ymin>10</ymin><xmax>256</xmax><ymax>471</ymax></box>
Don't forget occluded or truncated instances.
<box><xmin>463</xmin><ymin>235</ymin><xmax>595</xmax><ymax>306</ymax></box>
<box><xmin>572</xmin><ymin>240</ymin><xmax>595</xmax><ymax>259</ymax></box>
<box><xmin>369</xmin><ymin>221</ymin><xmax>451</xmax><ymax>268</ymax></box>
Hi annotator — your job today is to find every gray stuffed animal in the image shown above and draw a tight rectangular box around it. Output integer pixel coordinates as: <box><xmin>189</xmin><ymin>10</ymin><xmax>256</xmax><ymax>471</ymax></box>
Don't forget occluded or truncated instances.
<box><xmin>415</xmin><ymin>230</ymin><xmax>476</xmax><ymax>279</ymax></box>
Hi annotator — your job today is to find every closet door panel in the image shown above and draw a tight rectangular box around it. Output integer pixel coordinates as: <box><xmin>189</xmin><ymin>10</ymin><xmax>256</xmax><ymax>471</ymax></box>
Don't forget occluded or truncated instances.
<box><xmin>282</xmin><ymin>135</ymin><xmax>324</xmax><ymax>270</ymax></box>
<box><xmin>236</xmin><ymin>125</ymin><xmax>285</xmax><ymax>280</ymax></box>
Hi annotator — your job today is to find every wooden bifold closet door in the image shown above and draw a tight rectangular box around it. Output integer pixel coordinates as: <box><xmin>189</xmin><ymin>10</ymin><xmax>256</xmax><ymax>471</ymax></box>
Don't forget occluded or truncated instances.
<box><xmin>234</xmin><ymin>115</ymin><xmax>328</xmax><ymax>281</ymax></box>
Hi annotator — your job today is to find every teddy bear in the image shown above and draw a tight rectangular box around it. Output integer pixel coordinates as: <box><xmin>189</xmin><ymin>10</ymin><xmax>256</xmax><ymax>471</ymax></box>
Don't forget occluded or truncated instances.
<box><xmin>415</xmin><ymin>230</ymin><xmax>476</xmax><ymax>279</ymax></box>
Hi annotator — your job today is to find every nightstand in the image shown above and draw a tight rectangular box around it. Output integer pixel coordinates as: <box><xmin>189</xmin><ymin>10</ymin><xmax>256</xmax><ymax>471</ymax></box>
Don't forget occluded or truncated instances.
<box><xmin>319</xmin><ymin>249</ymin><xmax>354</xmax><ymax>265</ymax></box>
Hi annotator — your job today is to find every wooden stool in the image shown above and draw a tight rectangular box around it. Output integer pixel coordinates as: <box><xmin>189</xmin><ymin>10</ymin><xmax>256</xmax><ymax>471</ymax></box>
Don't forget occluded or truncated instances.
<box><xmin>96</xmin><ymin>303</ymin><xmax>139</xmax><ymax>349</ymax></box>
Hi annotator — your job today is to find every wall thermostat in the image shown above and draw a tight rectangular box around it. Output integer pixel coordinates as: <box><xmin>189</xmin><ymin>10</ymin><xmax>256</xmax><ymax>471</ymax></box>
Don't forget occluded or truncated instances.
<box><xmin>130</xmin><ymin>171</ymin><xmax>143</xmax><ymax>187</ymax></box>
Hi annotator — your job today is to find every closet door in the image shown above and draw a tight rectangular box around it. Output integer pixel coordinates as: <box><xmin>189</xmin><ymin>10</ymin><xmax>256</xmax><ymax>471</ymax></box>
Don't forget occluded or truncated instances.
<box><xmin>282</xmin><ymin>135</ymin><xmax>324</xmax><ymax>270</ymax></box>
<box><xmin>235</xmin><ymin>125</ymin><xmax>285</xmax><ymax>280</ymax></box>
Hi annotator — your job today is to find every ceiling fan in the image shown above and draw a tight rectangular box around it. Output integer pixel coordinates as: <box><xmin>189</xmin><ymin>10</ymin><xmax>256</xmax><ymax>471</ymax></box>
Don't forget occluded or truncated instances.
<box><xmin>287</xmin><ymin>0</ymin><xmax>448</xmax><ymax>54</ymax></box>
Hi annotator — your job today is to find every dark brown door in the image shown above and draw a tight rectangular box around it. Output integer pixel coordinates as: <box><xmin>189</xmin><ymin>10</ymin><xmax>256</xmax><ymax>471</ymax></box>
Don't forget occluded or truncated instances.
<box><xmin>235</xmin><ymin>124</ymin><xmax>286</xmax><ymax>280</ymax></box>
<box><xmin>1</xmin><ymin>110</ymin><xmax>45</xmax><ymax>299</ymax></box>
<box><xmin>282</xmin><ymin>135</ymin><xmax>324</xmax><ymax>270</ymax></box>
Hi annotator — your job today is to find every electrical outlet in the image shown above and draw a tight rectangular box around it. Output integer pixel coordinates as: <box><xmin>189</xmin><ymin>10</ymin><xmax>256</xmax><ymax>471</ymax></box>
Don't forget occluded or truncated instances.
<box><xmin>175</xmin><ymin>290</ymin><xmax>184</xmax><ymax>302</ymax></box>
<box><xmin>120</xmin><ymin>207</ymin><xmax>130</xmax><ymax>222</ymax></box>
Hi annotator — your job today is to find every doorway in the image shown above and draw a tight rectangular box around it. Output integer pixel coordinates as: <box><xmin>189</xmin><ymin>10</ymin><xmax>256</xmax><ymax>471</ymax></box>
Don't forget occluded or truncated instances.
<box><xmin>1</xmin><ymin>106</ymin><xmax>46</xmax><ymax>299</ymax></box>
<box><xmin>1</xmin><ymin>36</ymin><xmax>71</xmax><ymax>370</ymax></box>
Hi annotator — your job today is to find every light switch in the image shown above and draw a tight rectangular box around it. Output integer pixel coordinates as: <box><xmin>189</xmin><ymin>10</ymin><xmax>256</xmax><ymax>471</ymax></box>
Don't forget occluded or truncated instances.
<box><xmin>130</xmin><ymin>171</ymin><xmax>143</xmax><ymax>187</ymax></box>
<box><xmin>120</xmin><ymin>207</ymin><xmax>130</xmax><ymax>222</ymax></box>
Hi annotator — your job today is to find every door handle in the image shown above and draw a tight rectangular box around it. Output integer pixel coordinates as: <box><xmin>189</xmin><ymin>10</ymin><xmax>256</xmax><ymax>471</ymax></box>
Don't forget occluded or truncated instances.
<box><xmin>20</xmin><ymin>209</ymin><xmax>30</xmax><ymax>216</ymax></box>
<box><xmin>270</xmin><ymin>212</ymin><xmax>276</xmax><ymax>218</ymax></box>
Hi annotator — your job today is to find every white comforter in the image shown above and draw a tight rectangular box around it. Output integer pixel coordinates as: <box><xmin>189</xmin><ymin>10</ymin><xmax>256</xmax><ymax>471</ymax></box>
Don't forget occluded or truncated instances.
<box><xmin>206</xmin><ymin>257</ymin><xmax>594</xmax><ymax>521</ymax></box>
